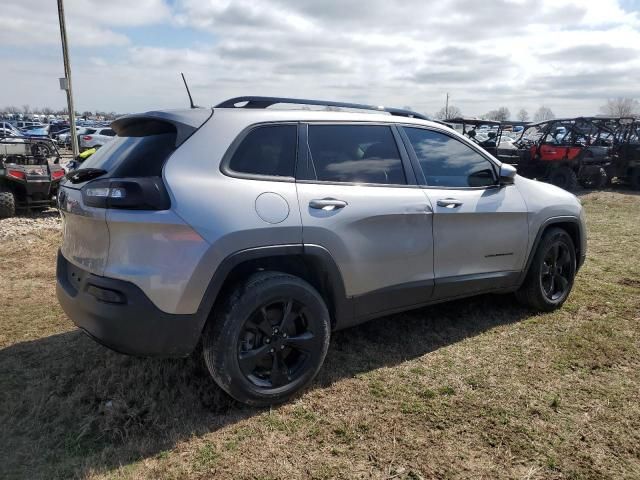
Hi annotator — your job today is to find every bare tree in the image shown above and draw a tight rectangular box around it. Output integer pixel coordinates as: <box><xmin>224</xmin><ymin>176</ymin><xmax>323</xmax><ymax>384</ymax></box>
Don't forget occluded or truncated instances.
<box><xmin>517</xmin><ymin>108</ymin><xmax>529</xmax><ymax>122</ymax></box>
<box><xmin>22</xmin><ymin>104</ymin><xmax>31</xmax><ymax>114</ymax></box>
<box><xmin>42</xmin><ymin>107</ymin><xmax>54</xmax><ymax>116</ymax></box>
<box><xmin>434</xmin><ymin>105</ymin><xmax>462</xmax><ymax>120</ymax></box>
<box><xmin>5</xmin><ymin>106</ymin><xmax>19</xmax><ymax>114</ymax></box>
<box><xmin>534</xmin><ymin>106</ymin><xmax>555</xmax><ymax>122</ymax></box>
<box><xmin>484</xmin><ymin>107</ymin><xmax>510</xmax><ymax>122</ymax></box>
<box><xmin>600</xmin><ymin>97</ymin><xmax>640</xmax><ymax>117</ymax></box>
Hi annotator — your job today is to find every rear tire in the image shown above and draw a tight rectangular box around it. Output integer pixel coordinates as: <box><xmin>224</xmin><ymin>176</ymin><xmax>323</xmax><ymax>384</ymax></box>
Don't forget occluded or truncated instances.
<box><xmin>548</xmin><ymin>166</ymin><xmax>578</xmax><ymax>191</ymax></box>
<box><xmin>203</xmin><ymin>271</ymin><xmax>331</xmax><ymax>407</ymax></box>
<box><xmin>516</xmin><ymin>227</ymin><xmax>577</xmax><ymax>311</ymax></box>
<box><xmin>579</xmin><ymin>167</ymin><xmax>608</xmax><ymax>189</ymax></box>
<box><xmin>0</xmin><ymin>187</ymin><xmax>16</xmax><ymax>219</ymax></box>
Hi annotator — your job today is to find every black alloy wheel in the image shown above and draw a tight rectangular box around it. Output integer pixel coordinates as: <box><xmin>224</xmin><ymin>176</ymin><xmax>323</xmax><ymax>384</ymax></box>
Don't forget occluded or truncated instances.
<box><xmin>516</xmin><ymin>227</ymin><xmax>576</xmax><ymax>311</ymax></box>
<box><xmin>237</xmin><ymin>298</ymin><xmax>323</xmax><ymax>389</ymax></box>
<box><xmin>203</xmin><ymin>271</ymin><xmax>331</xmax><ymax>406</ymax></box>
<box><xmin>539</xmin><ymin>241</ymin><xmax>573</xmax><ymax>301</ymax></box>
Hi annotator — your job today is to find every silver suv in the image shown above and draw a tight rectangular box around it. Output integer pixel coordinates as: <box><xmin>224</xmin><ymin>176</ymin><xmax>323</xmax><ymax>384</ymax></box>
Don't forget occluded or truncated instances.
<box><xmin>56</xmin><ymin>97</ymin><xmax>586</xmax><ymax>406</ymax></box>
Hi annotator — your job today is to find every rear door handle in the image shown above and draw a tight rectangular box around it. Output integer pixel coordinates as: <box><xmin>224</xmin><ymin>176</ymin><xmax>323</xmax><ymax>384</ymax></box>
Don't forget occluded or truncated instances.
<box><xmin>309</xmin><ymin>198</ymin><xmax>348</xmax><ymax>210</ymax></box>
<box><xmin>437</xmin><ymin>198</ymin><xmax>463</xmax><ymax>208</ymax></box>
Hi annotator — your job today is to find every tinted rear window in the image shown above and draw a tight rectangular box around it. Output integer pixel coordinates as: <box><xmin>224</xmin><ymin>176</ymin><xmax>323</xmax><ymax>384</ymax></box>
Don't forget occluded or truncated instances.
<box><xmin>227</xmin><ymin>124</ymin><xmax>297</xmax><ymax>177</ymax></box>
<box><xmin>79</xmin><ymin>131</ymin><xmax>177</xmax><ymax>177</ymax></box>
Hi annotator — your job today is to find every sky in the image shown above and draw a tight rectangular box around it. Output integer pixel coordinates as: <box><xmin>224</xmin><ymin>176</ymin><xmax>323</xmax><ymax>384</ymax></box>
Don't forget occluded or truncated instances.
<box><xmin>0</xmin><ymin>0</ymin><xmax>639</xmax><ymax>118</ymax></box>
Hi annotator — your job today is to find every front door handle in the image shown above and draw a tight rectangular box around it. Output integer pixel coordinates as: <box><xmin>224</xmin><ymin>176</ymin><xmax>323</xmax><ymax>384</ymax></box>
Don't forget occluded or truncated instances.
<box><xmin>309</xmin><ymin>198</ymin><xmax>348</xmax><ymax>210</ymax></box>
<box><xmin>437</xmin><ymin>198</ymin><xmax>463</xmax><ymax>208</ymax></box>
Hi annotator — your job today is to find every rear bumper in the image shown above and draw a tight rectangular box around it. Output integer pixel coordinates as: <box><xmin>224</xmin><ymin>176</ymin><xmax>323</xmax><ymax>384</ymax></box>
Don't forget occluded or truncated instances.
<box><xmin>56</xmin><ymin>250</ymin><xmax>204</xmax><ymax>357</ymax></box>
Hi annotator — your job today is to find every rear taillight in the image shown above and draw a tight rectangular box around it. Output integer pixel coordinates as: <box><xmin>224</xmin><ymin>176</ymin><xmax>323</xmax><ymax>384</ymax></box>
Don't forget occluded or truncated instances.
<box><xmin>7</xmin><ymin>169</ymin><xmax>26</xmax><ymax>180</ymax></box>
<box><xmin>83</xmin><ymin>135</ymin><xmax>92</xmax><ymax>141</ymax></box>
<box><xmin>81</xmin><ymin>177</ymin><xmax>170</xmax><ymax>210</ymax></box>
<box><xmin>52</xmin><ymin>170</ymin><xmax>65</xmax><ymax>180</ymax></box>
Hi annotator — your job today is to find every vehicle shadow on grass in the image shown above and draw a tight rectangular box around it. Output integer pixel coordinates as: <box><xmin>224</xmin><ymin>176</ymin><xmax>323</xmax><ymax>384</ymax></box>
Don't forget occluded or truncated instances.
<box><xmin>0</xmin><ymin>293</ymin><xmax>530</xmax><ymax>479</ymax></box>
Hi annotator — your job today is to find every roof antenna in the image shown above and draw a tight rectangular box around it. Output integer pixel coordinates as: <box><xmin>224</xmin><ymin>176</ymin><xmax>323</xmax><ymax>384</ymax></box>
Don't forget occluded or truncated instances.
<box><xmin>181</xmin><ymin>72</ymin><xmax>198</xmax><ymax>109</ymax></box>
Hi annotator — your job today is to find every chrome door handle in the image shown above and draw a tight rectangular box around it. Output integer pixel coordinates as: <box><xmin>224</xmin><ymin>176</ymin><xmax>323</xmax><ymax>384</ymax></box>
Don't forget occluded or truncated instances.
<box><xmin>309</xmin><ymin>198</ymin><xmax>348</xmax><ymax>210</ymax></box>
<box><xmin>437</xmin><ymin>198</ymin><xmax>463</xmax><ymax>208</ymax></box>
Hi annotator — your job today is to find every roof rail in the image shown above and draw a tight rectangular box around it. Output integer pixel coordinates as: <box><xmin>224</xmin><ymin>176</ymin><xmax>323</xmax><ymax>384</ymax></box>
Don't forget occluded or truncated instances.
<box><xmin>215</xmin><ymin>96</ymin><xmax>430</xmax><ymax>121</ymax></box>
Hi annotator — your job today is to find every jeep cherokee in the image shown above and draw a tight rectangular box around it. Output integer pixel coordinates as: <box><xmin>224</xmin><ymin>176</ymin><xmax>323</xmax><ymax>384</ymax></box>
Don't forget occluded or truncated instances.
<box><xmin>56</xmin><ymin>97</ymin><xmax>587</xmax><ymax>406</ymax></box>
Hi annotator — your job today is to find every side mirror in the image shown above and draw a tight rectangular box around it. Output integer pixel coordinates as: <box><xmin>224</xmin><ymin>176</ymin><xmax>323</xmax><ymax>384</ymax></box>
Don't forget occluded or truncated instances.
<box><xmin>499</xmin><ymin>163</ymin><xmax>517</xmax><ymax>185</ymax></box>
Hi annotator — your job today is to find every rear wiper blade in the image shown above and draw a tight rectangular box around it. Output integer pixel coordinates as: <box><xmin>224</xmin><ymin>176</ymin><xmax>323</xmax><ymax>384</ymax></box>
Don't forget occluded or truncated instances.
<box><xmin>65</xmin><ymin>168</ymin><xmax>107</xmax><ymax>184</ymax></box>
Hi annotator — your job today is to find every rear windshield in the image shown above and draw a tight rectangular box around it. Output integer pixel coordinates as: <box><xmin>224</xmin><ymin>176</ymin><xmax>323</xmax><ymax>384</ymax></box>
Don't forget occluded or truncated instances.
<box><xmin>79</xmin><ymin>131</ymin><xmax>177</xmax><ymax>177</ymax></box>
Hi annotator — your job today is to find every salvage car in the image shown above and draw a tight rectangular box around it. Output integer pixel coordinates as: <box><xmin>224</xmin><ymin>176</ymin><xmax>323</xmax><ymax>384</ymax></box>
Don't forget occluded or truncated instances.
<box><xmin>57</xmin><ymin>96</ymin><xmax>586</xmax><ymax>406</ymax></box>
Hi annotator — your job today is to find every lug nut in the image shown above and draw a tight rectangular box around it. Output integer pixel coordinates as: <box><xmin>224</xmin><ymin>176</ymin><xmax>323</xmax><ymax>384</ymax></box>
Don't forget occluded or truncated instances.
<box><xmin>283</xmin><ymin>333</ymin><xmax>287</xmax><ymax>338</ymax></box>
<box><xmin>270</xmin><ymin>348</ymin><xmax>275</xmax><ymax>353</ymax></box>
<box><xmin>280</xmin><ymin>345</ymin><xmax>285</xmax><ymax>350</ymax></box>
<box><xmin>265</xmin><ymin>338</ymin><xmax>270</xmax><ymax>344</ymax></box>
<box><xmin>274</xmin><ymin>328</ymin><xmax>279</xmax><ymax>334</ymax></box>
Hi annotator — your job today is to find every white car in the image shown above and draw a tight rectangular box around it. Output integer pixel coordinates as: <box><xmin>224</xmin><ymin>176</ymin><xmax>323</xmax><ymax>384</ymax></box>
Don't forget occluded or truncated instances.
<box><xmin>79</xmin><ymin>127</ymin><xmax>116</xmax><ymax>149</ymax></box>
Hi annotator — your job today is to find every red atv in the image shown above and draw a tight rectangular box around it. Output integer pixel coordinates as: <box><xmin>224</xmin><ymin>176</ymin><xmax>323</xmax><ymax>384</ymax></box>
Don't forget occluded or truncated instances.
<box><xmin>498</xmin><ymin>117</ymin><xmax>611</xmax><ymax>191</ymax></box>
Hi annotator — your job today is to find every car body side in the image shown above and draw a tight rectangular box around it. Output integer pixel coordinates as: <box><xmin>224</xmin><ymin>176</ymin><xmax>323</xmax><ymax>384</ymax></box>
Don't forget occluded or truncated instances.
<box><xmin>57</xmin><ymin>108</ymin><xmax>586</xmax><ymax>357</ymax></box>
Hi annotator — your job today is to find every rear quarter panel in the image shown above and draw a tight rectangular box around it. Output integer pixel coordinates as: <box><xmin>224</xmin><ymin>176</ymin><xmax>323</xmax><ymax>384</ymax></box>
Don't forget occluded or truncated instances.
<box><xmin>161</xmin><ymin>113</ymin><xmax>303</xmax><ymax>313</ymax></box>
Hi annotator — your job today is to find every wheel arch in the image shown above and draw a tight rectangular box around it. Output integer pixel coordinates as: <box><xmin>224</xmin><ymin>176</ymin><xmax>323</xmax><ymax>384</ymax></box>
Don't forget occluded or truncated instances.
<box><xmin>195</xmin><ymin>244</ymin><xmax>350</xmax><ymax>336</ymax></box>
<box><xmin>519</xmin><ymin>216</ymin><xmax>584</xmax><ymax>285</ymax></box>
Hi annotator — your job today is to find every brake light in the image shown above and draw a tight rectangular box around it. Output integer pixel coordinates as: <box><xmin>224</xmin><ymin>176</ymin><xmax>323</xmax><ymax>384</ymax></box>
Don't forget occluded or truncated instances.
<box><xmin>52</xmin><ymin>170</ymin><xmax>65</xmax><ymax>180</ymax></box>
<box><xmin>83</xmin><ymin>135</ymin><xmax>92</xmax><ymax>141</ymax></box>
<box><xmin>82</xmin><ymin>177</ymin><xmax>170</xmax><ymax>210</ymax></box>
<box><xmin>7</xmin><ymin>169</ymin><xmax>25</xmax><ymax>180</ymax></box>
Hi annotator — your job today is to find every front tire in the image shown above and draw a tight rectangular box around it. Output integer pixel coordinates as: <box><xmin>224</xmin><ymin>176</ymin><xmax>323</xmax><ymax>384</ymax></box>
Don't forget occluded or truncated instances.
<box><xmin>548</xmin><ymin>166</ymin><xmax>578</xmax><ymax>191</ymax></box>
<box><xmin>203</xmin><ymin>271</ymin><xmax>331</xmax><ymax>406</ymax></box>
<box><xmin>0</xmin><ymin>186</ymin><xmax>16</xmax><ymax>219</ymax></box>
<box><xmin>516</xmin><ymin>227</ymin><xmax>577</xmax><ymax>311</ymax></box>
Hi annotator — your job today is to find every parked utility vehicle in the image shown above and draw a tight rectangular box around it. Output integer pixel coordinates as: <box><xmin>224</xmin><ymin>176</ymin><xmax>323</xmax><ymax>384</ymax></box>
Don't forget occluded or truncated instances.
<box><xmin>498</xmin><ymin>118</ymin><xmax>611</xmax><ymax>190</ymax></box>
<box><xmin>0</xmin><ymin>135</ymin><xmax>65</xmax><ymax>217</ymax></box>
<box><xmin>56</xmin><ymin>97</ymin><xmax>587</xmax><ymax>406</ymax></box>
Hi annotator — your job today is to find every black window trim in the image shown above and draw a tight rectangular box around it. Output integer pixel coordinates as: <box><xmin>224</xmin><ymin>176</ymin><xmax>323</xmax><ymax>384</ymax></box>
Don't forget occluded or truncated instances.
<box><xmin>295</xmin><ymin>121</ymin><xmax>419</xmax><ymax>188</ymax></box>
<box><xmin>219</xmin><ymin>121</ymin><xmax>299</xmax><ymax>183</ymax></box>
<box><xmin>398</xmin><ymin>124</ymin><xmax>501</xmax><ymax>190</ymax></box>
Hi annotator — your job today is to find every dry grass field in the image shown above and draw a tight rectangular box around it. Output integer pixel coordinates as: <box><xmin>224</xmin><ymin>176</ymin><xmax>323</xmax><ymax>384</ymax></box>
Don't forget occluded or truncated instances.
<box><xmin>1</xmin><ymin>190</ymin><xmax>639</xmax><ymax>480</ymax></box>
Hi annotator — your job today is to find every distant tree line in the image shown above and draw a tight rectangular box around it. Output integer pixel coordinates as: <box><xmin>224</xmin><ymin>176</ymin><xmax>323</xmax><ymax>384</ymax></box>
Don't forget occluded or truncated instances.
<box><xmin>431</xmin><ymin>97</ymin><xmax>638</xmax><ymax>123</ymax></box>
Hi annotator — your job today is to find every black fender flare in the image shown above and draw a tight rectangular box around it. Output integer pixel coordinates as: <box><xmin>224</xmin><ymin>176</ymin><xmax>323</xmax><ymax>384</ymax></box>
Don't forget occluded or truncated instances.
<box><xmin>518</xmin><ymin>215</ymin><xmax>585</xmax><ymax>285</ymax></box>
<box><xmin>193</xmin><ymin>244</ymin><xmax>351</xmax><ymax>334</ymax></box>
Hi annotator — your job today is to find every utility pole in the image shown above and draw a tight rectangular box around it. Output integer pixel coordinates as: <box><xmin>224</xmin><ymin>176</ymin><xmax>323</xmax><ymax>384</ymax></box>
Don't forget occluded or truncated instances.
<box><xmin>445</xmin><ymin>92</ymin><xmax>449</xmax><ymax>119</ymax></box>
<box><xmin>57</xmin><ymin>0</ymin><xmax>79</xmax><ymax>157</ymax></box>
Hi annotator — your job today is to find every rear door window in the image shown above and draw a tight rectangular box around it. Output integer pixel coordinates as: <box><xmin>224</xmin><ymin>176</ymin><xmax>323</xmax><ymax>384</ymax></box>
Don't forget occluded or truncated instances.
<box><xmin>307</xmin><ymin>124</ymin><xmax>406</xmax><ymax>185</ymax></box>
<box><xmin>100</xmin><ymin>128</ymin><xmax>116</xmax><ymax>137</ymax></box>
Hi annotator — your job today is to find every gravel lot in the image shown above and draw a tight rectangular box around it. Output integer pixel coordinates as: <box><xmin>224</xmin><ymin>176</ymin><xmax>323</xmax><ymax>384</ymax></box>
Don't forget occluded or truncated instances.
<box><xmin>0</xmin><ymin>209</ymin><xmax>61</xmax><ymax>240</ymax></box>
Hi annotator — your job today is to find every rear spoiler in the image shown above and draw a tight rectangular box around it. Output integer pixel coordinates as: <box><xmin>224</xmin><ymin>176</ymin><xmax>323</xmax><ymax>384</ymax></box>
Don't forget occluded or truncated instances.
<box><xmin>111</xmin><ymin>108</ymin><xmax>213</xmax><ymax>146</ymax></box>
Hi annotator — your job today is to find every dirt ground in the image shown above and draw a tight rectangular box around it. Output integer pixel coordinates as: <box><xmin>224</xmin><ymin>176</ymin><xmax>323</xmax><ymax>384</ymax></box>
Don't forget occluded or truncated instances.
<box><xmin>0</xmin><ymin>190</ymin><xmax>638</xmax><ymax>479</ymax></box>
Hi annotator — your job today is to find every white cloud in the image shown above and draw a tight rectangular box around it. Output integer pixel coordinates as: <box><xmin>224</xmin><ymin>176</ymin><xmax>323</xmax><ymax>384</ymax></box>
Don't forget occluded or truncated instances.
<box><xmin>0</xmin><ymin>0</ymin><xmax>638</xmax><ymax>116</ymax></box>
